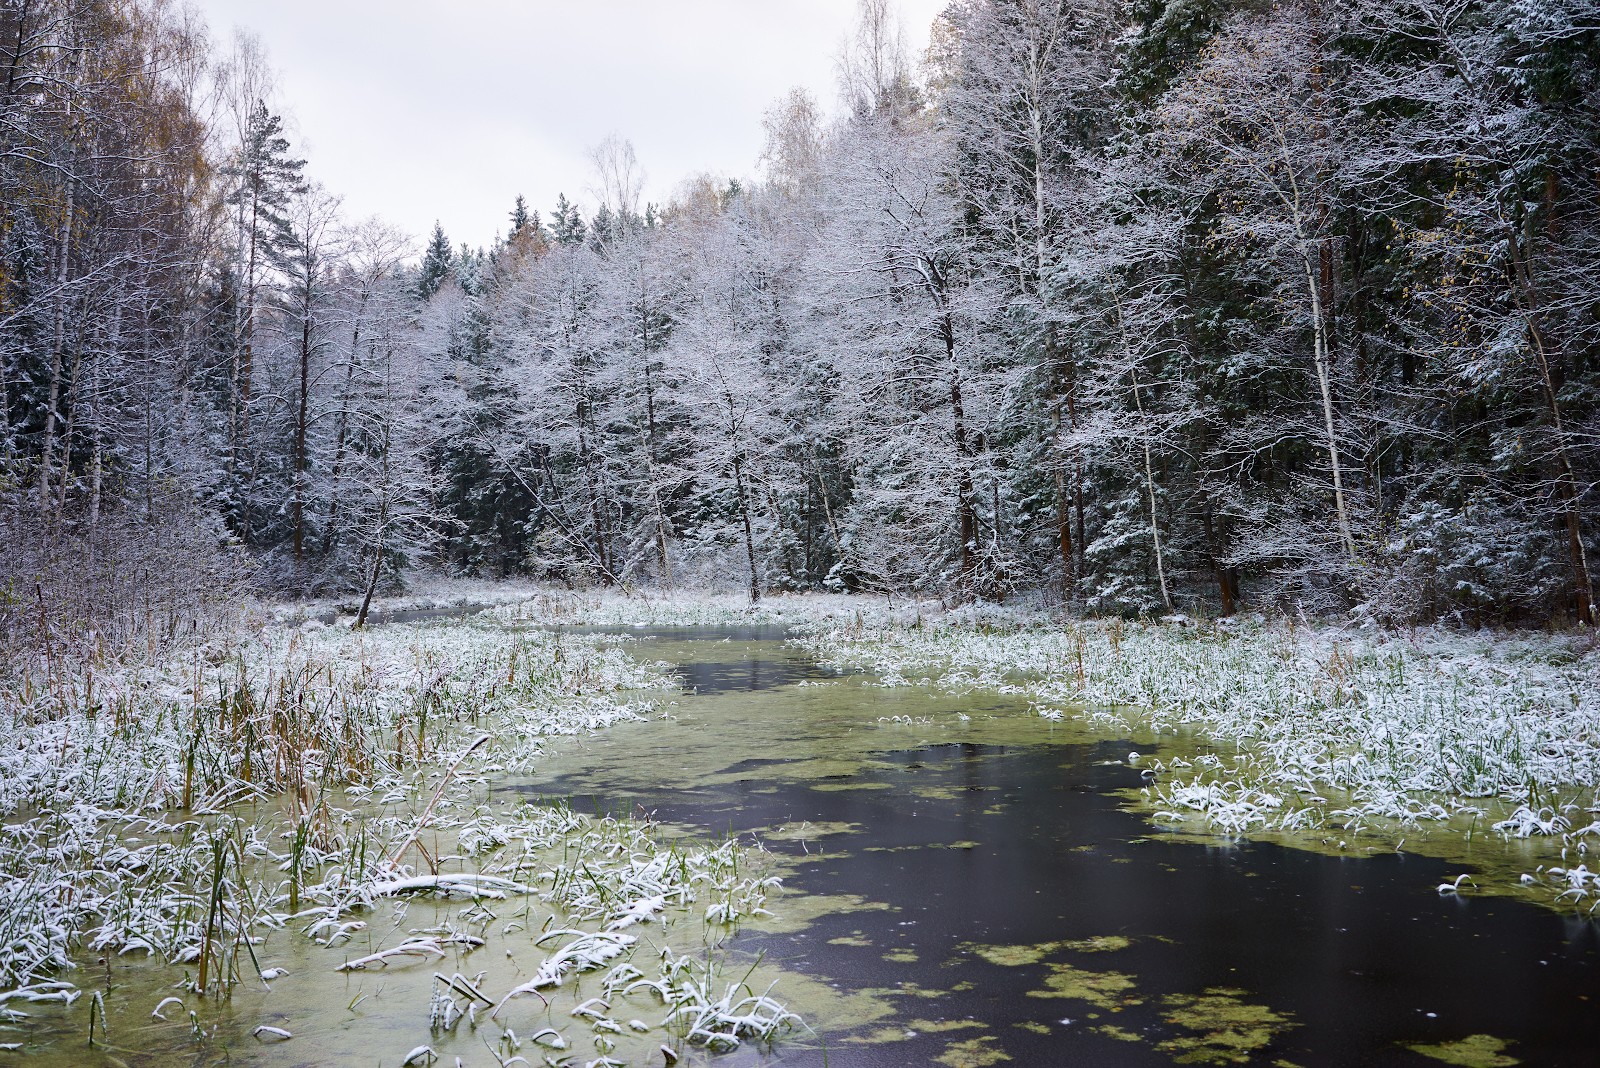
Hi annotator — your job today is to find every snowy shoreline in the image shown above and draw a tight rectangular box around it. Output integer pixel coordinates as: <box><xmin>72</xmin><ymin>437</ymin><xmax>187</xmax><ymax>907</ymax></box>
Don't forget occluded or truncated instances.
<box><xmin>5</xmin><ymin>582</ymin><xmax>1596</xmax><ymax>1056</ymax></box>
<box><xmin>486</xmin><ymin>586</ymin><xmax>1600</xmax><ymax>911</ymax></box>
<box><xmin>794</xmin><ymin>607</ymin><xmax>1600</xmax><ymax>912</ymax></box>
<box><xmin>0</xmin><ymin>600</ymin><xmax>800</xmax><ymax>1061</ymax></box>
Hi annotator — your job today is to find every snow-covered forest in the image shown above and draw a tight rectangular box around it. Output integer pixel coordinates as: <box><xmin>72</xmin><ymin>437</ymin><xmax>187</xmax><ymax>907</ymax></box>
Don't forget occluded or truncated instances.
<box><xmin>4</xmin><ymin>4</ymin><xmax>1600</xmax><ymax>1060</ymax></box>
<box><xmin>3</xmin><ymin>0</ymin><xmax>1597</xmax><ymax>633</ymax></box>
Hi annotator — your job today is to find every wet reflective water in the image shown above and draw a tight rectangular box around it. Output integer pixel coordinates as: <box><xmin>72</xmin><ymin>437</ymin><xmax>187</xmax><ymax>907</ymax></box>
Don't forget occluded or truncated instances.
<box><xmin>510</xmin><ymin>628</ymin><xmax>1600</xmax><ymax>1067</ymax></box>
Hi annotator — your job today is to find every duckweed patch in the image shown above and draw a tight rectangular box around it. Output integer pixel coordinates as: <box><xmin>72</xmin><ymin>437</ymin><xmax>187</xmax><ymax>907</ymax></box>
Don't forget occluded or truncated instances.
<box><xmin>963</xmin><ymin>941</ymin><xmax>1056</xmax><ymax>966</ymax></box>
<box><xmin>961</xmin><ymin>935</ymin><xmax>1131</xmax><ymax>967</ymax></box>
<box><xmin>910</xmin><ymin>1018</ymin><xmax>987</xmax><ymax>1033</ymax></box>
<box><xmin>1157</xmin><ymin>987</ymin><xmax>1296</xmax><ymax>1065</ymax></box>
<box><xmin>1406</xmin><ymin>1034</ymin><xmax>1521</xmax><ymax>1067</ymax></box>
<box><xmin>811</xmin><ymin>781</ymin><xmax>895</xmax><ymax>792</ymax></box>
<box><xmin>764</xmin><ymin>820</ymin><xmax>861</xmax><ymax>841</ymax></box>
<box><xmin>745</xmin><ymin>891</ymin><xmax>895</xmax><ymax>934</ymax></box>
<box><xmin>847</xmin><ymin>1026</ymin><xmax>917</xmax><ymax>1045</ymax></box>
<box><xmin>1098</xmin><ymin>1024</ymin><xmax>1143</xmax><ymax>1042</ymax></box>
<box><xmin>934</xmin><ymin>1035</ymin><xmax>1013</xmax><ymax>1067</ymax></box>
<box><xmin>863</xmin><ymin>982</ymin><xmax>948</xmax><ymax>1000</ymax></box>
<box><xmin>1026</xmin><ymin>963</ymin><xmax>1140</xmax><ymax>1009</ymax></box>
<box><xmin>1062</xmin><ymin>935</ymin><xmax>1132</xmax><ymax>953</ymax></box>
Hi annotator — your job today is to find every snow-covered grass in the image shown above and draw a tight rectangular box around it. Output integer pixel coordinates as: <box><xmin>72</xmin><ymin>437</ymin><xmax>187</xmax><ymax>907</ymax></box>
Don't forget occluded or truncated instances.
<box><xmin>270</xmin><ymin>575</ymin><xmax>550</xmax><ymax>624</ymax></box>
<box><xmin>1</xmin><ymin>617</ymin><xmax>658</xmax><ymax>822</ymax></box>
<box><xmin>0</xmin><ymin>607</ymin><xmax>800</xmax><ymax>1062</ymax></box>
<box><xmin>320</xmin><ymin>588</ymin><xmax>1600</xmax><ymax>912</ymax></box>
<box><xmin>494</xmin><ymin>586</ymin><xmax>885</xmax><ymax>629</ymax></box>
<box><xmin>798</xmin><ymin>611</ymin><xmax>1600</xmax><ymax>910</ymax></box>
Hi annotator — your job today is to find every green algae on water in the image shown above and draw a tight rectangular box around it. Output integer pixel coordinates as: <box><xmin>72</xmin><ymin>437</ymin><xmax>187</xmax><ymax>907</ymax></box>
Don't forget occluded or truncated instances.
<box><xmin>1406</xmin><ymin>1034</ymin><xmax>1520</xmax><ymax>1067</ymax></box>
<box><xmin>847</xmin><ymin>1026</ymin><xmax>918</xmax><ymax>1045</ymax></box>
<box><xmin>1156</xmin><ymin>987</ymin><xmax>1296</xmax><ymax>1065</ymax></box>
<box><xmin>862</xmin><ymin>981</ymin><xmax>948</xmax><ymax>1000</ymax></box>
<box><xmin>910</xmin><ymin>1018</ymin><xmax>987</xmax><ymax>1033</ymax></box>
<box><xmin>935</xmin><ymin>1034</ymin><xmax>1013</xmax><ymax>1066</ymax></box>
<box><xmin>763</xmin><ymin>820</ymin><xmax>861</xmax><ymax>841</ymax></box>
<box><xmin>965</xmin><ymin>941</ymin><xmax>1055</xmax><ymax>966</ymax></box>
<box><xmin>1062</xmin><ymin>935</ymin><xmax>1131</xmax><ymax>953</ymax></box>
<box><xmin>745</xmin><ymin>890</ymin><xmax>894</xmax><ymax>935</ymax></box>
<box><xmin>828</xmin><ymin>934</ymin><xmax>873</xmax><ymax>947</ymax></box>
<box><xmin>811</xmin><ymin>781</ymin><xmax>895</xmax><ymax>792</ymax></box>
<box><xmin>960</xmin><ymin>935</ymin><xmax>1130</xmax><ymax>967</ymax></box>
<box><xmin>1025</xmin><ymin>963</ymin><xmax>1139</xmax><ymax>1008</ymax></box>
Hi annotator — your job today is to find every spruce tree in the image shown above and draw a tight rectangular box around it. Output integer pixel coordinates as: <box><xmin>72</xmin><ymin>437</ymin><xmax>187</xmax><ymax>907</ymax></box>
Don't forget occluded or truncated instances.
<box><xmin>551</xmin><ymin>194</ymin><xmax>587</xmax><ymax>246</ymax></box>
<box><xmin>417</xmin><ymin>222</ymin><xmax>453</xmax><ymax>301</ymax></box>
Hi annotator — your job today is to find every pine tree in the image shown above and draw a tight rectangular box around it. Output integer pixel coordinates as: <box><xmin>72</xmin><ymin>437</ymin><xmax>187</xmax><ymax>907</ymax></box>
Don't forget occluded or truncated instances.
<box><xmin>222</xmin><ymin>100</ymin><xmax>306</xmax><ymax>536</ymax></box>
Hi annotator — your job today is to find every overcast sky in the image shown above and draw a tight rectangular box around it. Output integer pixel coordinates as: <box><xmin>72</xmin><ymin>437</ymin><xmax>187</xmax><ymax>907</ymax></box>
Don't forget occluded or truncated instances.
<box><xmin>192</xmin><ymin>1</ymin><xmax>947</xmax><ymax>252</ymax></box>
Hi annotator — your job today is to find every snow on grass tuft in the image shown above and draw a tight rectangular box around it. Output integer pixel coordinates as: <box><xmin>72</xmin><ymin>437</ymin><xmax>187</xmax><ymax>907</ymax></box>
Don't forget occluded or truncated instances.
<box><xmin>802</xmin><ymin>611</ymin><xmax>1600</xmax><ymax>907</ymax></box>
<box><xmin>0</xmin><ymin>611</ymin><xmax>776</xmax><ymax>1017</ymax></box>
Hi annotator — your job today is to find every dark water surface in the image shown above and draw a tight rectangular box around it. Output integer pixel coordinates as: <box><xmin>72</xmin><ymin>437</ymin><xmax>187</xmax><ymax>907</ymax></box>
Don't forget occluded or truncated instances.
<box><xmin>510</xmin><ymin>627</ymin><xmax>1600</xmax><ymax>1067</ymax></box>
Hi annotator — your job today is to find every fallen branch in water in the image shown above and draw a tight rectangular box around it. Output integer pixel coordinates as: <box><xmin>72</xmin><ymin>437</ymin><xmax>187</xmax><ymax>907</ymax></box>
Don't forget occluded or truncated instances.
<box><xmin>369</xmin><ymin>872</ymin><xmax>531</xmax><ymax>899</ymax></box>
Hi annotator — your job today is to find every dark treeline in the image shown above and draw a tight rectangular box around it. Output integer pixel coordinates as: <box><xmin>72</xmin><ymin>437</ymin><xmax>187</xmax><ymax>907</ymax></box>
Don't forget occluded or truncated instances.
<box><xmin>2</xmin><ymin>0</ymin><xmax>1596</xmax><ymax>630</ymax></box>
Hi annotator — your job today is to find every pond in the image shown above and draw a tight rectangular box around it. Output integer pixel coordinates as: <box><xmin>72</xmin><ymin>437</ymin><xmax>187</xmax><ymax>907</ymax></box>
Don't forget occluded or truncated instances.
<box><xmin>7</xmin><ymin>622</ymin><xmax>1597</xmax><ymax>1066</ymax></box>
<box><xmin>510</xmin><ymin>626</ymin><xmax>1600</xmax><ymax>1067</ymax></box>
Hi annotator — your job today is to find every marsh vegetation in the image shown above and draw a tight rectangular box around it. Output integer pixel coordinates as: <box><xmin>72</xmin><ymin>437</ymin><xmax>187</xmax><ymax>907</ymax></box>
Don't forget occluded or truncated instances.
<box><xmin>1</xmin><ymin>590</ymin><xmax>1598</xmax><ymax>1065</ymax></box>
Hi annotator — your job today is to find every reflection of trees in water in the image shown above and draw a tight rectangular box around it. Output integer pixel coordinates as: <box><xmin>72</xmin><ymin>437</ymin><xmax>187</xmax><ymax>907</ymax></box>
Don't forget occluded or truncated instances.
<box><xmin>674</xmin><ymin>657</ymin><xmax>837</xmax><ymax>694</ymax></box>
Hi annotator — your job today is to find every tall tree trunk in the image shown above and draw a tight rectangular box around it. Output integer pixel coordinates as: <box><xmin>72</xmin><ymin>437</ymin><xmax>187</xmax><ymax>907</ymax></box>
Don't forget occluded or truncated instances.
<box><xmin>1302</xmin><ymin>241</ymin><xmax>1356</xmax><ymax>561</ymax></box>
<box><xmin>575</xmin><ymin>401</ymin><xmax>609</xmax><ymax>583</ymax></box>
<box><xmin>1512</xmin><ymin>272</ymin><xmax>1593</xmax><ymax>625</ymax></box>
<box><xmin>53</xmin><ymin>314</ymin><xmax>85</xmax><ymax>524</ymax></box>
<box><xmin>355</xmin><ymin>448</ymin><xmax>391</xmax><ymax>629</ymax></box>
<box><xmin>1501</xmin><ymin>172</ymin><xmax>1594</xmax><ymax>625</ymax></box>
<box><xmin>1200</xmin><ymin>497</ymin><xmax>1235</xmax><ymax>616</ymax></box>
<box><xmin>732</xmin><ymin>451</ymin><xmax>760</xmax><ymax>603</ymax></box>
<box><xmin>234</xmin><ymin>188</ymin><xmax>262</xmax><ymax>544</ymax></box>
<box><xmin>812</xmin><ymin>458</ymin><xmax>845</xmax><ymax>573</ymax></box>
<box><xmin>292</xmin><ymin>273</ymin><xmax>312</xmax><ymax>572</ymax></box>
<box><xmin>1129</xmin><ymin>368</ymin><xmax>1172</xmax><ymax>612</ymax></box>
<box><xmin>943</xmin><ymin>313</ymin><xmax>977</xmax><ymax>589</ymax></box>
<box><xmin>642</xmin><ymin>359</ymin><xmax>670</xmax><ymax>583</ymax></box>
<box><xmin>3</xmin><ymin>0</ymin><xmax>30</xmax><ymax>101</ymax></box>
<box><xmin>37</xmin><ymin>175</ymin><xmax>72</xmax><ymax>518</ymax></box>
<box><xmin>322</xmin><ymin>314</ymin><xmax>362</xmax><ymax>557</ymax></box>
